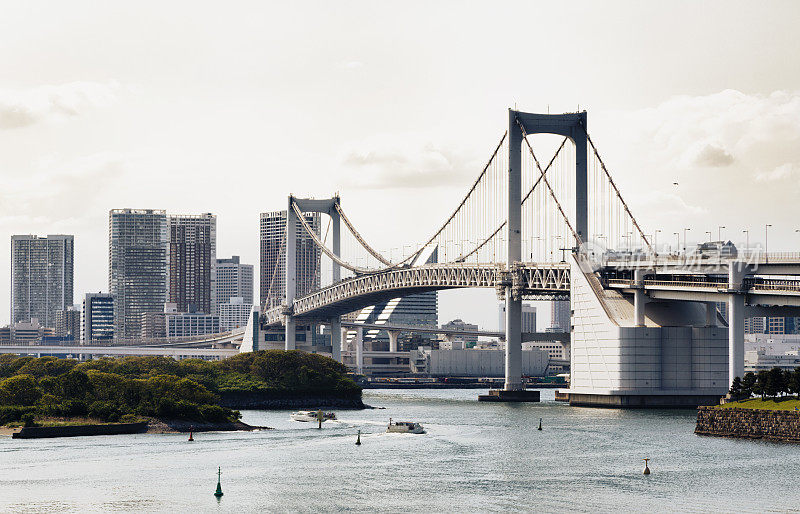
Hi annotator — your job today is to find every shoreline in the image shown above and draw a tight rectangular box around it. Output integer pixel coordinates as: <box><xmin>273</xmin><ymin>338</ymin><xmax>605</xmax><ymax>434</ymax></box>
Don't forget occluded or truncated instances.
<box><xmin>2</xmin><ymin>418</ymin><xmax>271</xmax><ymax>438</ymax></box>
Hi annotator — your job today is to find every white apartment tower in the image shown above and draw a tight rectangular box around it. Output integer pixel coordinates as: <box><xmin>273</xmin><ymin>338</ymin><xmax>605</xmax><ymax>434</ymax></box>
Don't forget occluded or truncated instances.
<box><xmin>109</xmin><ymin>209</ymin><xmax>168</xmax><ymax>338</ymax></box>
<box><xmin>259</xmin><ymin>210</ymin><xmax>321</xmax><ymax>309</ymax></box>
<box><xmin>10</xmin><ymin>234</ymin><xmax>74</xmax><ymax>328</ymax></box>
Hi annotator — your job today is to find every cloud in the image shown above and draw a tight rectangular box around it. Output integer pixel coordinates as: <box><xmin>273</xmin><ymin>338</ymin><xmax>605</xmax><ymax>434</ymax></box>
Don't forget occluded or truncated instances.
<box><xmin>0</xmin><ymin>153</ymin><xmax>130</xmax><ymax>227</ymax></box>
<box><xmin>692</xmin><ymin>143</ymin><xmax>734</xmax><ymax>167</ymax></box>
<box><xmin>340</xmin><ymin>141</ymin><xmax>479</xmax><ymax>190</ymax></box>
<box><xmin>0</xmin><ymin>81</ymin><xmax>119</xmax><ymax>130</ymax></box>
<box><xmin>755</xmin><ymin>162</ymin><xmax>798</xmax><ymax>182</ymax></box>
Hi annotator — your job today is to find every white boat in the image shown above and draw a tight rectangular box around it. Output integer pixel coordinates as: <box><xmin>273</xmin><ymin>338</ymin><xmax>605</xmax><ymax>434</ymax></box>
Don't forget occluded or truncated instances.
<box><xmin>386</xmin><ymin>418</ymin><xmax>425</xmax><ymax>434</ymax></box>
<box><xmin>290</xmin><ymin>410</ymin><xmax>336</xmax><ymax>422</ymax></box>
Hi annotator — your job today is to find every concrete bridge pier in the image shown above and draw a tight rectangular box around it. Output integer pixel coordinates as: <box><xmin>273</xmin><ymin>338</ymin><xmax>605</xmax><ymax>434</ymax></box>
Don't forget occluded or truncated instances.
<box><xmin>633</xmin><ymin>269</ymin><xmax>648</xmax><ymax>326</ymax></box>
<box><xmin>331</xmin><ymin>317</ymin><xmax>342</xmax><ymax>361</ymax></box>
<box><xmin>356</xmin><ymin>326</ymin><xmax>364</xmax><ymax>374</ymax></box>
<box><xmin>728</xmin><ymin>263</ymin><xmax>746</xmax><ymax>387</ymax></box>
<box><xmin>387</xmin><ymin>330</ymin><xmax>400</xmax><ymax>352</ymax></box>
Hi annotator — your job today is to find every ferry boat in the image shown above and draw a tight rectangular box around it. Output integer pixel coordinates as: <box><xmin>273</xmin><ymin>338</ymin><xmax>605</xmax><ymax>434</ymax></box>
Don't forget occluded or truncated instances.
<box><xmin>386</xmin><ymin>418</ymin><xmax>425</xmax><ymax>434</ymax></box>
<box><xmin>290</xmin><ymin>410</ymin><xmax>336</xmax><ymax>422</ymax></box>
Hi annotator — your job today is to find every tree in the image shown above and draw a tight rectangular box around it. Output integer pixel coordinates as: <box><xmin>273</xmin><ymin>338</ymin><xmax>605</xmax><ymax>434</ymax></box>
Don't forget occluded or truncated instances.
<box><xmin>754</xmin><ymin>370</ymin><xmax>769</xmax><ymax>400</ymax></box>
<box><xmin>729</xmin><ymin>376</ymin><xmax>743</xmax><ymax>399</ymax></box>
<box><xmin>787</xmin><ymin>367</ymin><xmax>800</xmax><ymax>398</ymax></box>
<box><xmin>762</xmin><ymin>367</ymin><xmax>787</xmax><ymax>398</ymax></box>
<box><xmin>741</xmin><ymin>372</ymin><xmax>756</xmax><ymax>398</ymax></box>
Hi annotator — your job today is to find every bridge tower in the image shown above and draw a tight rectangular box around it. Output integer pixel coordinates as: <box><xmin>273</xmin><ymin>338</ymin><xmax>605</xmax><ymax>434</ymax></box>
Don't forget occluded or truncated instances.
<box><xmin>285</xmin><ymin>196</ymin><xmax>342</xmax><ymax>360</ymax></box>
<box><xmin>505</xmin><ymin>110</ymin><xmax>587</xmax><ymax>392</ymax></box>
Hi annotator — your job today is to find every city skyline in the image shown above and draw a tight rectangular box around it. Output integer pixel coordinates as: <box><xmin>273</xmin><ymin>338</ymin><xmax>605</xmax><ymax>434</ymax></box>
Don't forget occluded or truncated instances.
<box><xmin>2</xmin><ymin>2</ymin><xmax>800</xmax><ymax>332</ymax></box>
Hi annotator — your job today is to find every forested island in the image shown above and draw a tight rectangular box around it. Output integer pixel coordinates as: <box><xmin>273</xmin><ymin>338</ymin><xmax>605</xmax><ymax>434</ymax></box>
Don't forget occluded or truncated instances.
<box><xmin>0</xmin><ymin>350</ymin><xmax>363</xmax><ymax>434</ymax></box>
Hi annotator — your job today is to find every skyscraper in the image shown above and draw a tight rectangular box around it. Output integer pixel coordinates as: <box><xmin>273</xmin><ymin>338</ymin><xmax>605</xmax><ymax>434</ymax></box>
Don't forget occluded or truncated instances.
<box><xmin>82</xmin><ymin>293</ymin><xmax>114</xmax><ymax>343</ymax></box>
<box><xmin>109</xmin><ymin>209</ymin><xmax>168</xmax><ymax>338</ymax></box>
<box><xmin>10</xmin><ymin>234</ymin><xmax>74</xmax><ymax>327</ymax></box>
<box><xmin>55</xmin><ymin>306</ymin><xmax>81</xmax><ymax>342</ymax></box>
<box><xmin>259</xmin><ymin>210</ymin><xmax>321</xmax><ymax>308</ymax></box>
<box><xmin>499</xmin><ymin>303</ymin><xmax>536</xmax><ymax>332</ymax></box>
<box><xmin>550</xmin><ymin>300</ymin><xmax>570</xmax><ymax>331</ymax></box>
<box><xmin>168</xmin><ymin>213</ymin><xmax>217</xmax><ymax>314</ymax></box>
<box><xmin>216</xmin><ymin>256</ymin><xmax>254</xmax><ymax>309</ymax></box>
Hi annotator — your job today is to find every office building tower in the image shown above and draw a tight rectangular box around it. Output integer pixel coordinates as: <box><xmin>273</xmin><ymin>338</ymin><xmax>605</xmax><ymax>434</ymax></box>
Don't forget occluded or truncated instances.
<box><xmin>498</xmin><ymin>303</ymin><xmax>537</xmax><ymax>333</ymax></box>
<box><xmin>219</xmin><ymin>297</ymin><xmax>252</xmax><ymax>331</ymax></box>
<box><xmin>745</xmin><ymin>317</ymin><xmax>766</xmax><ymax>334</ymax></box>
<box><xmin>169</xmin><ymin>213</ymin><xmax>216</xmax><ymax>314</ymax></box>
<box><xmin>550</xmin><ymin>300</ymin><xmax>570</xmax><ymax>332</ymax></box>
<box><xmin>10</xmin><ymin>234</ymin><xmax>74</xmax><ymax>327</ymax></box>
<box><xmin>82</xmin><ymin>293</ymin><xmax>114</xmax><ymax>343</ymax></box>
<box><xmin>109</xmin><ymin>209</ymin><xmax>168</xmax><ymax>338</ymax></box>
<box><xmin>260</xmin><ymin>210</ymin><xmax>321</xmax><ymax>308</ymax></box>
<box><xmin>55</xmin><ymin>306</ymin><xmax>81</xmax><ymax>342</ymax></box>
<box><xmin>216</xmin><ymin>256</ymin><xmax>254</xmax><ymax>312</ymax></box>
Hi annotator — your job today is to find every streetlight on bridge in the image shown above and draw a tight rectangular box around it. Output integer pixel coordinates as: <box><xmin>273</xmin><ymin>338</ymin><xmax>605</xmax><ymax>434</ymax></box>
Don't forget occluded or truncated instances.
<box><xmin>766</xmin><ymin>224</ymin><xmax>772</xmax><ymax>263</ymax></box>
<box><xmin>683</xmin><ymin>228</ymin><xmax>691</xmax><ymax>255</ymax></box>
<box><xmin>718</xmin><ymin>226</ymin><xmax>726</xmax><ymax>241</ymax></box>
<box><xmin>743</xmin><ymin>229</ymin><xmax>749</xmax><ymax>255</ymax></box>
<box><xmin>673</xmin><ymin>232</ymin><xmax>680</xmax><ymax>256</ymax></box>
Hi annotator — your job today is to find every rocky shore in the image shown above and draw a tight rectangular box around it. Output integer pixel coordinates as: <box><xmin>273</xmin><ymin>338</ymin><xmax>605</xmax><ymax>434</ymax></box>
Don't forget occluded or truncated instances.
<box><xmin>145</xmin><ymin>418</ymin><xmax>270</xmax><ymax>433</ymax></box>
<box><xmin>695</xmin><ymin>406</ymin><xmax>800</xmax><ymax>443</ymax></box>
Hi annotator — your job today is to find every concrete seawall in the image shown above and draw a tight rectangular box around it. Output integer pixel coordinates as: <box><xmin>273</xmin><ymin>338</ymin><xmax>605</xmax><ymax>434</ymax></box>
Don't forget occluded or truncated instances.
<box><xmin>695</xmin><ymin>406</ymin><xmax>800</xmax><ymax>443</ymax></box>
<box><xmin>12</xmin><ymin>422</ymin><xmax>148</xmax><ymax>439</ymax></box>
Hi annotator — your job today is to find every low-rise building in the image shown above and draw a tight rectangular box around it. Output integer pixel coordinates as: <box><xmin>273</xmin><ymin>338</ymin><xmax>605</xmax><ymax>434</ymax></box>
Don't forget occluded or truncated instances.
<box><xmin>410</xmin><ymin>348</ymin><xmax>548</xmax><ymax>377</ymax></box>
<box><xmin>745</xmin><ymin>350</ymin><xmax>800</xmax><ymax>373</ymax></box>
<box><xmin>219</xmin><ymin>297</ymin><xmax>252</xmax><ymax>331</ymax></box>
<box><xmin>165</xmin><ymin>312</ymin><xmax>220</xmax><ymax>338</ymax></box>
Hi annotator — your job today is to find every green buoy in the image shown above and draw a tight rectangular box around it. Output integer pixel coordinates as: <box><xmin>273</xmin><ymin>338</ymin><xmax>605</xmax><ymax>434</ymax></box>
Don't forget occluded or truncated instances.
<box><xmin>356</xmin><ymin>429</ymin><xmax>361</xmax><ymax>445</ymax></box>
<box><xmin>214</xmin><ymin>467</ymin><xmax>224</xmax><ymax>497</ymax></box>
<box><xmin>538</xmin><ymin>418</ymin><xmax>542</xmax><ymax>431</ymax></box>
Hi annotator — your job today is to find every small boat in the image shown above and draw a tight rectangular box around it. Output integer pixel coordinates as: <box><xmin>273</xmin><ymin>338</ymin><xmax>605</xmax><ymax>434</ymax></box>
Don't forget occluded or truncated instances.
<box><xmin>386</xmin><ymin>418</ymin><xmax>425</xmax><ymax>434</ymax></box>
<box><xmin>290</xmin><ymin>410</ymin><xmax>336</xmax><ymax>422</ymax></box>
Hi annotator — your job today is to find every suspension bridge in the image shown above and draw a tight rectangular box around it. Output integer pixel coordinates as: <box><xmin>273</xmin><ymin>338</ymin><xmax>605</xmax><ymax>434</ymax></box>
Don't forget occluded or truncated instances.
<box><xmin>233</xmin><ymin>108</ymin><xmax>800</xmax><ymax>406</ymax></box>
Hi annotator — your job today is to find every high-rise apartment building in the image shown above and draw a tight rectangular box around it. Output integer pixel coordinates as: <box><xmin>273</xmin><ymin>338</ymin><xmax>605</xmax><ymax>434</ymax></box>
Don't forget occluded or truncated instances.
<box><xmin>109</xmin><ymin>209</ymin><xmax>168</xmax><ymax>338</ymax></box>
<box><xmin>259</xmin><ymin>210</ymin><xmax>321</xmax><ymax>308</ymax></box>
<box><xmin>168</xmin><ymin>213</ymin><xmax>216</xmax><ymax>314</ymax></box>
<box><xmin>550</xmin><ymin>300</ymin><xmax>570</xmax><ymax>331</ymax></box>
<box><xmin>82</xmin><ymin>293</ymin><xmax>114</xmax><ymax>343</ymax></box>
<box><xmin>10</xmin><ymin>234</ymin><xmax>74</xmax><ymax>327</ymax></box>
<box><xmin>216</xmin><ymin>256</ymin><xmax>254</xmax><ymax>312</ymax></box>
<box><xmin>498</xmin><ymin>303</ymin><xmax>537</xmax><ymax>333</ymax></box>
<box><xmin>55</xmin><ymin>306</ymin><xmax>81</xmax><ymax>342</ymax></box>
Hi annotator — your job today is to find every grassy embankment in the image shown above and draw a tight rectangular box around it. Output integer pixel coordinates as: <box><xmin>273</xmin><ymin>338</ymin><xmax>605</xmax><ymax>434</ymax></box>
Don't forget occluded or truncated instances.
<box><xmin>0</xmin><ymin>350</ymin><xmax>360</xmax><ymax>428</ymax></box>
<box><xmin>716</xmin><ymin>397</ymin><xmax>800</xmax><ymax>411</ymax></box>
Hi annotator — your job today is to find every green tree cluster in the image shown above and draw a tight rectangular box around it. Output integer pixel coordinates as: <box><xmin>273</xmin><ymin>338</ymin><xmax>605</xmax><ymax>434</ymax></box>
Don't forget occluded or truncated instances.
<box><xmin>729</xmin><ymin>367</ymin><xmax>800</xmax><ymax>400</ymax></box>
<box><xmin>0</xmin><ymin>350</ymin><xmax>359</xmax><ymax>425</ymax></box>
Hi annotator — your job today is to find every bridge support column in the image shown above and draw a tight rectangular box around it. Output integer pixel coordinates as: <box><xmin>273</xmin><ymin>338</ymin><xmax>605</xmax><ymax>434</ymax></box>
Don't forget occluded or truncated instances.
<box><xmin>356</xmin><ymin>326</ymin><xmax>364</xmax><ymax>375</ymax></box>
<box><xmin>504</xmin><ymin>109</ymin><xmax>523</xmax><ymax>392</ymax></box>
<box><xmin>504</xmin><ymin>296</ymin><xmax>523</xmax><ymax>390</ymax></box>
<box><xmin>331</xmin><ymin>317</ymin><xmax>342</xmax><ymax>362</ymax></box>
<box><xmin>387</xmin><ymin>330</ymin><xmax>399</xmax><ymax>353</ymax></box>
<box><xmin>633</xmin><ymin>269</ymin><xmax>647</xmax><ymax>327</ymax></box>
<box><xmin>727</xmin><ymin>262</ymin><xmax>747</xmax><ymax>386</ymax></box>
<box><xmin>728</xmin><ymin>294</ymin><xmax>745</xmax><ymax>387</ymax></box>
<box><xmin>285</xmin><ymin>196</ymin><xmax>298</xmax><ymax>350</ymax></box>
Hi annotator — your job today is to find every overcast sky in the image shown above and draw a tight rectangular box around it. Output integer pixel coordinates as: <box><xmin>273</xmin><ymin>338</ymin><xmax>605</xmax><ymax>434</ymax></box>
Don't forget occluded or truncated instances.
<box><xmin>1</xmin><ymin>1</ymin><xmax>799</xmax><ymax>330</ymax></box>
